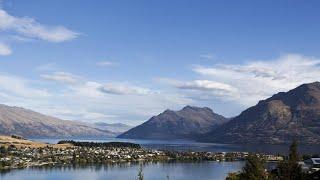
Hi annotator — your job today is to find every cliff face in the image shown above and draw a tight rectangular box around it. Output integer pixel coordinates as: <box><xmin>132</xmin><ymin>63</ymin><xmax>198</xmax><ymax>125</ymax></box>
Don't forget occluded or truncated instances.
<box><xmin>118</xmin><ymin>106</ymin><xmax>228</xmax><ymax>140</ymax></box>
<box><xmin>201</xmin><ymin>82</ymin><xmax>320</xmax><ymax>144</ymax></box>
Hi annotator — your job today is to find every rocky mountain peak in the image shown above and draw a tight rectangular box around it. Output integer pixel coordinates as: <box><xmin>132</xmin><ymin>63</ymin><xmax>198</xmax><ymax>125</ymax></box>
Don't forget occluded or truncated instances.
<box><xmin>201</xmin><ymin>82</ymin><xmax>320</xmax><ymax>144</ymax></box>
<box><xmin>118</xmin><ymin>106</ymin><xmax>228</xmax><ymax>140</ymax></box>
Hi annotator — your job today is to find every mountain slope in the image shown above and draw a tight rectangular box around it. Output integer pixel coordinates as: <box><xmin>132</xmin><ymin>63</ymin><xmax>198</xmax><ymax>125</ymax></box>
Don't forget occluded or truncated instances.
<box><xmin>0</xmin><ymin>104</ymin><xmax>115</xmax><ymax>138</ymax></box>
<box><xmin>117</xmin><ymin>106</ymin><xmax>228</xmax><ymax>140</ymax></box>
<box><xmin>201</xmin><ymin>82</ymin><xmax>320</xmax><ymax>144</ymax></box>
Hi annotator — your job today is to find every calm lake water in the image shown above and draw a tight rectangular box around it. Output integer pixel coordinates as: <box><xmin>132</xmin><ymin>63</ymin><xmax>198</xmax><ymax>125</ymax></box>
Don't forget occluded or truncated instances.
<box><xmin>0</xmin><ymin>161</ymin><xmax>245</xmax><ymax>180</ymax></box>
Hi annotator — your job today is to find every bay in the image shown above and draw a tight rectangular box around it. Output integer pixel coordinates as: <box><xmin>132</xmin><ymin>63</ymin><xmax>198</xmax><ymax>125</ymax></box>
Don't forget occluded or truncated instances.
<box><xmin>0</xmin><ymin>161</ymin><xmax>244</xmax><ymax>180</ymax></box>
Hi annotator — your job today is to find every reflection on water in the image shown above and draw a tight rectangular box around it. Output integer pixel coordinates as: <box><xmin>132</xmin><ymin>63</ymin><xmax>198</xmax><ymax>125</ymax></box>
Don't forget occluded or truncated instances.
<box><xmin>33</xmin><ymin>138</ymin><xmax>320</xmax><ymax>154</ymax></box>
<box><xmin>0</xmin><ymin>161</ymin><xmax>245</xmax><ymax>180</ymax></box>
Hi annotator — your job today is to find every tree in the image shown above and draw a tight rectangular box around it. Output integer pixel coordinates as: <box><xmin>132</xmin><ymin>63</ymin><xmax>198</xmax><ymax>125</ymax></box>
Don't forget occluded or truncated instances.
<box><xmin>72</xmin><ymin>152</ymin><xmax>78</xmax><ymax>164</ymax></box>
<box><xmin>0</xmin><ymin>146</ymin><xmax>7</xmax><ymax>156</ymax></box>
<box><xmin>238</xmin><ymin>155</ymin><xmax>267</xmax><ymax>180</ymax></box>
<box><xmin>289</xmin><ymin>140</ymin><xmax>299</xmax><ymax>164</ymax></box>
<box><xmin>226</xmin><ymin>155</ymin><xmax>268</xmax><ymax>180</ymax></box>
<box><xmin>276</xmin><ymin>140</ymin><xmax>304</xmax><ymax>180</ymax></box>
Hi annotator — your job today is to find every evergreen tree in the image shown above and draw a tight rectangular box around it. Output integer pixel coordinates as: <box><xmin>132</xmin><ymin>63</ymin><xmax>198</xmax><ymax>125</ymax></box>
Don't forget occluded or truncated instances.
<box><xmin>276</xmin><ymin>140</ymin><xmax>304</xmax><ymax>180</ymax></box>
<box><xmin>289</xmin><ymin>140</ymin><xmax>299</xmax><ymax>164</ymax></box>
<box><xmin>238</xmin><ymin>155</ymin><xmax>267</xmax><ymax>180</ymax></box>
<box><xmin>0</xmin><ymin>146</ymin><xmax>7</xmax><ymax>156</ymax></box>
<box><xmin>72</xmin><ymin>152</ymin><xmax>78</xmax><ymax>164</ymax></box>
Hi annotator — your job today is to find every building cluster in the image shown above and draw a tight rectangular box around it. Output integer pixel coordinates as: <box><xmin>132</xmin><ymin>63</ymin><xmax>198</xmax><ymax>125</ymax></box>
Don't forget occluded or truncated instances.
<box><xmin>0</xmin><ymin>143</ymin><xmax>288</xmax><ymax>171</ymax></box>
<box><xmin>0</xmin><ymin>145</ymin><xmax>168</xmax><ymax>170</ymax></box>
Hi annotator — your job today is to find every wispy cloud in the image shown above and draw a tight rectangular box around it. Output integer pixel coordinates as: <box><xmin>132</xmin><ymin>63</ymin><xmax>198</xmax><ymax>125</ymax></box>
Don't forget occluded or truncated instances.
<box><xmin>176</xmin><ymin>80</ymin><xmax>236</xmax><ymax>93</ymax></box>
<box><xmin>200</xmin><ymin>53</ymin><xmax>215</xmax><ymax>60</ymax></box>
<box><xmin>0</xmin><ymin>42</ymin><xmax>11</xmax><ymax>56</ymax></box>
<box><xmin>193</xmin><ymin>54</ymin><xmax>320</xmax><ymax>105</ymax></box>
<box><xmin>97</xmin><ymin>61</ymin><xmax>116</xmax><ymax>67</ymax></box>
<box><xmin>47</xmin><ymin>108</ymin><xmax>117</xmax><ymax>121</ymax></box>
<box><xmin>158</xmin><ymin>78</ymin><xmax>239</xmax><ymax>101</ymax></box>
<box><xmin>41</xmin><ymin>71</ymin><xmax>81</xmax><ymax>84</ymax></box>
<box><xmin>0</xmin><ymin>9</ymin><xmax>79</xmax><ymax>42</ymax></box>
<box><xmin>99</xmin><ymin>83</ymin><xmax>156</xmax><ymax>95</ymax></box>
<box><xmin>0</xmin><ymin>9</ymin><xmax>79</xmax><ymax>55</ymax></box>
<box><xmin>5</xmin><ymin>53</ymin><xmax>319</xmax><ymax>123</ymax></box>
<box><xmin>36</xmin><ymin>63</ymin><xmax>59</xmax><ymax>72</ymax></box>
<box><xmin>35</xmin><ymin>71</ymin><xmax>191</xmax><ymax>123</ymax></box>
<box><xmin>0</xmin><ymin>73</ymin><xmax>50</xmax><ymax>99</ymax></box>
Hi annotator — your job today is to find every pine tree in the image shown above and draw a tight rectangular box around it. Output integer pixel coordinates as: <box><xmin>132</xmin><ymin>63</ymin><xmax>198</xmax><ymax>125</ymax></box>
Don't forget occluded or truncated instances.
<box><xmin>238</xmin><ymin>155</ymin><xmax>267</xmax><ymax>180</ymax></box>
<box><xmin>289</xmin><ymin>140</ymin><xmax>299</xmax><ymax>164</ymax></box>
<box><xmin>276</xmin><ymin>140</ymin><xmax>304</xmax><ymax>180</ymax></box>
<box><xmin>0</xmin><ymin>146</ymin><xmax>7</xmax><ymax>157</ymax></box>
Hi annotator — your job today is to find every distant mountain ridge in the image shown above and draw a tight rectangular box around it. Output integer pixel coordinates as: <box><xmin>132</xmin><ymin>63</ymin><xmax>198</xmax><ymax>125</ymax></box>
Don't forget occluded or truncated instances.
<box><xmin>118</xmin><ymin>106</ymin><xmax>228</xmax><ymax>140</ymax></box>
<box><xmin>3</xmin><ymin>81</ymin><xmax>320</xmax><ymax>144</ymax></box>
<box><xmin>201</xmin><ymin>82</ymin><xmax>320</xmax><ymax>144</ymax></box>
<box><xmin>0</xmin><ymin>104</ymin><xmax>115</xmax><ymax>138</ymax></box>
<box><xmin>94</xmin><ymin>122</ymin><xmax>133</xmax><ymax>135</ymax></box>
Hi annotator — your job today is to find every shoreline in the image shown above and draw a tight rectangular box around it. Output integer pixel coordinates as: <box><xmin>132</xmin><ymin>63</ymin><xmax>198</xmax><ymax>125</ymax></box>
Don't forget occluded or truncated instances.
<box><xmin>0</xmin><ymin>136</ymin><xmax>284</xmax><ymax>171</ymax></box>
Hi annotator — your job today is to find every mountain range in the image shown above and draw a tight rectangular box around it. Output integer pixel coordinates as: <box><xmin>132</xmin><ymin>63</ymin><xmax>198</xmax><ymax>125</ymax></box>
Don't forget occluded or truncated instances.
<box><xmin>117</xmin><ymin>105</ymin><xmax>228</xmax><ymax>140</ymax></box>
<box><xmin>1</xmin><ymin>82</ymin><xmax>320</xmax><ymax>144</ymax></box>
<box><xmin>0</xmin><ymin>104</ymin><xmax>117</xmax><ymax>138</ymax></box>
<box><xmin>201</xmin><ymin>82</ymin><xmax>320</xmax><ymax>144</ymax></box>
<box><xmin>119</xmin><ymin>82</ymin><xmax>320</xmax><ymax>144</ymax></box>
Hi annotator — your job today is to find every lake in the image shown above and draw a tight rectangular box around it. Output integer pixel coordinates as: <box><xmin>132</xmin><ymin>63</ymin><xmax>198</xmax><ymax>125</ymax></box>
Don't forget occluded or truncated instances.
<box><xmin>0</xmin><ymin>161</ymin><xmax>245</xmax><ymax>180</ymax></box>
<box><xmin>4</xmin><ymin>138</ymin><xmax>318</xmax><ymax>180</ymax></box>
<box><xmin>33</xmin><ymin>137</ymin><xmax>320</xmax><ymax>154</ymax></box>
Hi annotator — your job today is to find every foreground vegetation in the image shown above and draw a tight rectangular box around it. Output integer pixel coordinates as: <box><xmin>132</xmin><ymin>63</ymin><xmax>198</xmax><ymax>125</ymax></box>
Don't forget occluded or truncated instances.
<box><xmin>226</xmin><ymin>140</ymin><xmax>319</xmax><ymax>180</ymax></box>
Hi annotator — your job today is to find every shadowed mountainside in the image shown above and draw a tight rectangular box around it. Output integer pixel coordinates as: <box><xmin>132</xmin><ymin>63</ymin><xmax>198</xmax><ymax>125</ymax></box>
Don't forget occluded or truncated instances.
<box><xmin>0</xmin><ymin>104</ymin><xmax>115</xmax><ymax>138</ymax></box>
<box><xmin>201</xmin><ymin>82</ymin><xmax>320</xmax><ymax>144</ymax></box>
<box><xmin>118</xmin><ymin>106</ymin><xmax>228</xmax><ymax>140</ymax></box>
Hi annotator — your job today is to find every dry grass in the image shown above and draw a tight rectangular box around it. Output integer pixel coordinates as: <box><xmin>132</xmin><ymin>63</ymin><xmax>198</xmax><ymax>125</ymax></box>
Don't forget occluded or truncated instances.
<box><xmin>0</xmin><ymin>135</ymin><xmax>73</xmax><ymax>149</ymax></box>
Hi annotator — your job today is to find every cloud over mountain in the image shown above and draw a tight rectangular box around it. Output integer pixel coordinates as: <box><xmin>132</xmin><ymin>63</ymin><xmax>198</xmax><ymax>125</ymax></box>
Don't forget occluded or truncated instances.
<box><xmin>192</xmin><ymin>54</ymin><xmax>320</xmax><ymax>105</ymax></box>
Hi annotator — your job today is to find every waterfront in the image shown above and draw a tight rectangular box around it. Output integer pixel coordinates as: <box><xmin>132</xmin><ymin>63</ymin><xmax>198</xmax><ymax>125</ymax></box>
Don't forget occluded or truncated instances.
<box><xmin>0</xmin><ymin>161</ymin><xmax>245</xmax><ymax>180</ymax></box>
<box><xmin>0</xmin><ymin>139</ymin><xmax>262</xmax><ymax>170</ymax></box>
<box><xmin>1</xmin><ymin>137</ymin><xmax>318</xmax><ymax>180</ymax></box>
<box><xmin>33</xmin><ymin>138</ymin><xmax>320</xmax><ymax>154</ymax></box>
<box><xmin>0</xmin><ymin>137</ymin><xmax>284</xmax><ymax>180</ymax></box>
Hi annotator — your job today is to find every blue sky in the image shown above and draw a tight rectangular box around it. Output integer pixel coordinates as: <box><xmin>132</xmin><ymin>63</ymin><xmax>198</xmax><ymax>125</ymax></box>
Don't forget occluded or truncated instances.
<box><xmin>1</xmin><ymin>0</ymin><xmax>320</xmax><ymax>125</ymax></box>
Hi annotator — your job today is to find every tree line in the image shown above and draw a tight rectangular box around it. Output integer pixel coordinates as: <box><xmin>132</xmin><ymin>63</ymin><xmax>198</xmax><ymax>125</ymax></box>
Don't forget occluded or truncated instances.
<box><xmin>57</xmin><ymin>140</ymin><xmax>141</xmax><ymax>148</ymax></box>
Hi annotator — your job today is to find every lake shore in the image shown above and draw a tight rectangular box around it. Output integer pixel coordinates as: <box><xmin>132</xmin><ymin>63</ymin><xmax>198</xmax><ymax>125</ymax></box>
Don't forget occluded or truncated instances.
<box><xmin>0</xmin><ymin>136</ymin><xmax>283</xmax><ymax>171</ymax></box>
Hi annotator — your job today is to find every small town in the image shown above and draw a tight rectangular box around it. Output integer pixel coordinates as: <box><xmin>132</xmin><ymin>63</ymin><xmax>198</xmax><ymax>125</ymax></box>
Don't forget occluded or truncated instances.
<box><xmin>0</xmin><ymin>136</ymin><xmax>282</xmax><ymax>170</ymax></box>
